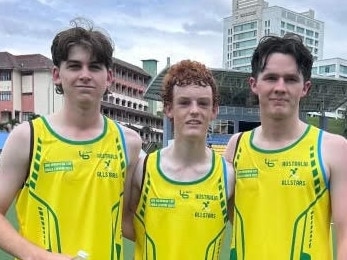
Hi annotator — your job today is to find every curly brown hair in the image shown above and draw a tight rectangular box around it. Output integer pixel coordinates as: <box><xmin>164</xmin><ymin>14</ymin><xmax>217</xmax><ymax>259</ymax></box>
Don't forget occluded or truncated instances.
<box><xmin>161</xmin><ymin>60</ymin><xmax>219</xmax><ymax>109</ymax></box>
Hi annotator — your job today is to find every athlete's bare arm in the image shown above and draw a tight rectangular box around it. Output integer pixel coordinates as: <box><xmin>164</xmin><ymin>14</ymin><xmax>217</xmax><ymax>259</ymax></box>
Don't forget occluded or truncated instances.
<box><xmin>225</xmin><ymin>160</ymin><xmax>235</xmax><ymax>222</ymax></box>
<box><xmin>121</xmin><ymin>126</ymin><xmax>142</xmax><ymax>241</ymax></box>
<box><xmin>0</xmin><ymin>122</ymin><xmax>72</xmax><ymax>260</ymax></box>
<box><xmin>224</xmin><ymin>133</ymin><xmax>242</xmax><ymax>164</ymax></box>
<box><xmin>123</xmin><ymin>154</ymin><xmax>145</xmax><ymax>241</ymax></box>
<box><xmin>224</xmin><ymin>133</ymin><xmax>241</xmax><ymax>223</ymax></box>
<box><xmin>324</xmin><ymin>132</ymin><xmax>347</xmax><ymax>259</ymax></box>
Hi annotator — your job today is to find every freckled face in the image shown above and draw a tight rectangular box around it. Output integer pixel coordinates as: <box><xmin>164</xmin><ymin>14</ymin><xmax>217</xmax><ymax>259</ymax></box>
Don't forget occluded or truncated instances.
<box><xmin>165</xmin><ymin>84</ymin><xmax>217</xmax><ymax>140</ymax></box>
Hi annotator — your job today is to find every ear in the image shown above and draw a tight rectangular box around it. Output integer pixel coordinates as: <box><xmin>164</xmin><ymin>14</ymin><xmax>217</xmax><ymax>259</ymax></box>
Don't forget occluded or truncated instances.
<box><xmin>52</xmin><ymin>66</ymin><xmax>61</xmax><ymax>86</ymax></box>
<box><xmin>301</xmin><ymin>80</ymin><xmax>311</xmax><ymax>97</ymax></box>
<box><xmin>249</xmin><ymin>77</ymin><xmax>258</xmax><ymax>95</ymax></box>
<box><xmin>107</xmin><ymin>69</ymin><xmax>114</xmax><ymax>87</ymax></box>
<box><xmin>164</xmin><ymin>104</ymin><xmax>173</xmax><ymax>119</ymax></box>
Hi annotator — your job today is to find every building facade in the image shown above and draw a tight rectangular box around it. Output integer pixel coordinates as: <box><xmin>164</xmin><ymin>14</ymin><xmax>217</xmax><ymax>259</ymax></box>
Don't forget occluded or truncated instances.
<box><xmin>313</xmin><ymin>58</ymin><xmax>347</xmax><ymax>80</ymax></box>
<box><xmin>0</xmin><ymin>52</ymin><xmax>62</xmax><ymax>124</ymax></box>
<box><xmin>102</xmin><ymin>58</ymin><xmax>163</xmax><ymax>146</ymax></box>
<box><xmin>311</xmin><ymin>58</ymin><xmax>347</xmax><ymax>119</ymax></box>
<box><xmin>223</xmin><ymin>0</ymin><xmax>324</xmax><ymax>70</ymax></box>
<box><xmin>0</xmin><ymin>52</ymin><xmax>163</xmax><ymax>146</ymax></box>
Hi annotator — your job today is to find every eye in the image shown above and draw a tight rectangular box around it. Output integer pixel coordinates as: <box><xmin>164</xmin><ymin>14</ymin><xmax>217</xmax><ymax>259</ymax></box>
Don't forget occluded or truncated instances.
<box><xmin>199</xmin><ymin>101</ymin><xmax>210</xmax><ymax>107</ymax></box>
<box><xmin>286</xmin><ymin>77</ymin><xmax>299</xmax><ymax>83</ymax></box>
<box><xmin>67</xmin><ymin>64</ymin><xmax>80</xmax><ymax>69</ymax></box>
<box><xmin>90</xmin><ymin>64</ymin><xmax>103</xmax><ymax>70</ymax></box>
<box><xmin>264</xmin><ymin>75</ymin><xmax>277</xmax><ymax>81</ymax></box>
<box><xmin>178</xmin><ymin>100</ymin><xmax>190</xmax><ymax>106</ymax></box>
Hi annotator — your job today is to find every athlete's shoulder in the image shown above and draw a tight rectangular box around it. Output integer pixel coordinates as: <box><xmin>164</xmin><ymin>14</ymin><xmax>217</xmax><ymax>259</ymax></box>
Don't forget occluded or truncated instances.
<box><xmin>320</xmin><ymin>130</ymin><xmax>346</xmax><ymax>153</ymax></box>
<box><xmin>224</xmin><ymin>131</ymin><xmax>248</xmax><ymax>162</ymax></box>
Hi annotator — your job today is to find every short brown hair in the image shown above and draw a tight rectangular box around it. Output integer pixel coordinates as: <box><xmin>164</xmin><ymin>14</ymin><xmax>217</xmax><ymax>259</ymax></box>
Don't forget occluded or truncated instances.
<box><xmin>51</xmin><ymin>18</ymin><xmax>114</xmax><ymax>94</ymax></box>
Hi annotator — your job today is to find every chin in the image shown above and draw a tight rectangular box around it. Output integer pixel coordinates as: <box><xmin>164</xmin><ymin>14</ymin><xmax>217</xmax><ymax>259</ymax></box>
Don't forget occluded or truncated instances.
<box><xmin>183</xmin><ymin>131</ymin><xmax>205</xmax><ymax>139</ymax></box>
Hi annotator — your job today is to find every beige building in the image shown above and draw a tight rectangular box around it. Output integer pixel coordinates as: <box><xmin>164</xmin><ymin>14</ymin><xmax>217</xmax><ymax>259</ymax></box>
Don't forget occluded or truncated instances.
<box><xmin>0</xmin><ymin>52</ymin><xmax>63</xmax><ymax>123</ymax></box>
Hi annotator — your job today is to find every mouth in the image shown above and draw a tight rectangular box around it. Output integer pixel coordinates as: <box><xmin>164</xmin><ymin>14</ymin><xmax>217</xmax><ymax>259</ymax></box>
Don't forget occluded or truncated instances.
<box><xmin>76</xmin><ymin>85</ymin><xmax>94</xmax><ymax>89</ymax></box>
<box><xmin>270</xmin><ymin>98</ymin><xmax>287</xmax><ymax>103</ymax></box>
<box><xmin>186</xmin><ymin>120</ymin><xmax>201</xmax><ymax>125</ymax></box>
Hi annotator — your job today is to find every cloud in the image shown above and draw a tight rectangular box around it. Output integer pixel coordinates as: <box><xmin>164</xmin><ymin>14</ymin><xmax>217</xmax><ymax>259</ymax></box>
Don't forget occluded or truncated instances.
<box><xmin>0</xmin><ymin>0</ymin><xmax>346</xmax><ymax>69</ymax></box>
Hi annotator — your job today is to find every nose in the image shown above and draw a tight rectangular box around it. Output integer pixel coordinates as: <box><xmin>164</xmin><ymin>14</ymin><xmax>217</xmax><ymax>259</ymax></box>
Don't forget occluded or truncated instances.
<box><xmin>190</xmin><ymin>102</ymin><xmax>199</xmax><ymax>114</ymax></box>
<box><xmin>274</xmin><ymin>78</ymin><xmax>286</xmax><ymax>93</ymax></box>
<box><xmin>79</xmin><ymin>66</ymin><xmax>92</xmax><ymax>81</ymax></box>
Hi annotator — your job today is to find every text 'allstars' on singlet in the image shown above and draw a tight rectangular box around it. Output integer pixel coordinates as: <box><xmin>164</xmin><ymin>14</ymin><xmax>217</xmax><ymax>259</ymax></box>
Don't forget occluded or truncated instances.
<box><xmin>15</xmin><ymin>116</ymin><xmax>128</xmax><ymax>260</ymax></box>
<box><xmin>230</xmin><ymin>125</ymin><xmax>333</xmax><ymax>260</ymax></box>
<box><xmin>134</xmin><ymin>150</ymin><xmax>229</xmax><ymax>260</ymax></box>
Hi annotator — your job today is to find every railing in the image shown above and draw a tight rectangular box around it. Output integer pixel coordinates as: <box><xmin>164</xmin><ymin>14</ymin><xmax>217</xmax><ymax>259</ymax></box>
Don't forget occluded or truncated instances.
<box><xmin>218</xmin><ymin>106</ymin><xmax>260</xmax><ymax>116</ymax></box>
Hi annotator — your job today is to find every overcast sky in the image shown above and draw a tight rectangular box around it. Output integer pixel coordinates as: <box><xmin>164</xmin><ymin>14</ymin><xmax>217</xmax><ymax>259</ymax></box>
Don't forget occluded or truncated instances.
<box><xmin>1</xmin><ymin>0</ymin><xmax>346</xmax><ymax>71</ymax></box>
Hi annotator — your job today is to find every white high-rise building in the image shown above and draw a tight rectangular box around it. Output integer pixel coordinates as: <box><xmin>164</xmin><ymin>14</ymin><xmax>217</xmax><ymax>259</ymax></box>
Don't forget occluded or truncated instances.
<box><xmin>223</xmin><ymin>0</ymin><xmax>324</xmax><ymax>71</ymax></box>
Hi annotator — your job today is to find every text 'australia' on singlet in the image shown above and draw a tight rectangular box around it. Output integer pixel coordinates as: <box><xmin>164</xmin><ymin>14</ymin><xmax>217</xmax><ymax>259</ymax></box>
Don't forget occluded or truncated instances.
<box><xmin>134</xmin><ymin>150</ymin><xmax>229</xmax><ymax>260</ymax></box>
<box><xmin>15</xmin><ymin>116</ymin><xmax>128</xmax><ymax>260</ymax></box>
<box><xmin>230</xmin><ymin>125</ymin><xmax>332</xmax><ymax>260</ymax></box>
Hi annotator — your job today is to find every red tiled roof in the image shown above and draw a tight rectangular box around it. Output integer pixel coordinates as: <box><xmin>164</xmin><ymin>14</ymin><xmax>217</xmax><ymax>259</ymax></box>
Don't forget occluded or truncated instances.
<box><xmin>0</xmin><ymin>52</ymin><xmax>18</xmax><ymax>69</ymax></box>
<box><xmin>16</xmin><ymin>54</ymin><xmax>53</xmax><ymax>70</ymax></box>
<box><xmin>0</xmin><ymin>52</ymin><xmax>52</xmax><ymax>70</ymax></box>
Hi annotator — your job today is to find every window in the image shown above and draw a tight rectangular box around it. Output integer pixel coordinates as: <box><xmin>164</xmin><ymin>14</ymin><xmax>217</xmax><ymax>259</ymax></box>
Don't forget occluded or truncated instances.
<box><xmin>234</xmin><ymin>21</ymin><xmax>257</xmax><ymax>32</ymax></box>
<box><xmin>325</xmin><ymin>65</ymin><xmax>335</xmax><ymax>73</ymax></box>
<box><xmin>234</xmin><ymin>30</ymin><xmax>257</xmax><ymax>41</ymax></box>
<box><xmin>296</xmin><ymin>27</ymin><xmax>305</xmax><ymax>34</ymax></box>
<box><xmin>22</xmin><ymin>112</ymin><xmax>34</xmax><ymax>121</ymax></box>
<box><xmin>340</xmin><ymin>65</ymin><xmax>347</xmax><ymax>74</ymax></box>
<box><xmin>319</xmin><ymin>65</ymin><xmax>336</xmax><ymax>74</ymax></box>
<box><xmin>233</xmin><ymin>39</ymin><xmax>257</xmax><ymax>49</ymax></box>
<box><xmin>0</xmin><ymin>91</ymin><xmax>11</xmax><ymax>101</ymax></box>
<box><xmin>306</xmin><ymin>29</ymin><xmax>314</xmax><ymax>37</ymax></box>
<box><xmin>286</xmin><ymin>23</ymin><xmax>295</xmax><ymax>31</ymax></box>
<box><xmin>233</xmin><ymin>57</ymin><xmax>252</xmax><ymax>66</ymax></box>
<box><xmin>233</xmin><ymin>48</ymin><xmax>254</xmax><ymax>57</ymax></box>
<box><xmin>305</xmin><ymin>38</ymin><xmax>314</xmax><ymax>45</ymax></box>
<box><xmin>0</xmin><ymin>70</ymin><xmax>11</xmax><ymax>81</ymax></box>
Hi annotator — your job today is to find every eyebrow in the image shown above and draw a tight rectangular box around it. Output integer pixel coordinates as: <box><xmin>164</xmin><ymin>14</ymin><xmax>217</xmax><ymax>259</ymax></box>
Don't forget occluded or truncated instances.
<box><xmin>263</xmin><ymin>71</ymin><xmax>300</xmax><ymax>77</ymax></box>
<box><xmin>65</xmin><ymin>59</ymin><xmax>102</xmax><ymax>65</ymax></box>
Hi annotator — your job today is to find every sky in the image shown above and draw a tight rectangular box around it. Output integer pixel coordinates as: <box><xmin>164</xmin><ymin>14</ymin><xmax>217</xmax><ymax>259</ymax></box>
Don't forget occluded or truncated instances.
<box><xmin>1</xmin><ymin>0</ymin><xmax>347</xmax><ymax>72</ymax></box>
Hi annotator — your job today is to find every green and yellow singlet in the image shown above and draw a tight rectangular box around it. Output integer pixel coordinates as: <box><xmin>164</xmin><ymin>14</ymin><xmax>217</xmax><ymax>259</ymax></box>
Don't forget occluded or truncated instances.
<box><xmin>230</xmin><ymin>125</ymin><xmax>332</xmax><ymax>260</ymax></box>
<box><xmin>16</xmin><ymin>116</ymin><xmax>128</xmax><ymax>260</ymax></box>
<box><xmin>134</xmin><ymin>150</ymin><xmax>229</xmax><ymax>260</ymax></box>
